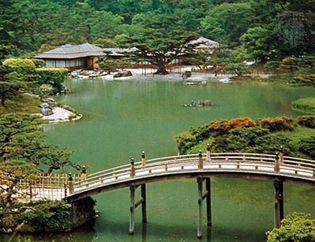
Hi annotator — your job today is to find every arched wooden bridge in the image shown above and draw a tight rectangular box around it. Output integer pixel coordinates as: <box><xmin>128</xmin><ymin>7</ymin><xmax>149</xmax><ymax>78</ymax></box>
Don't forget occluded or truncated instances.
<box><xmin>26</xmin><ymin>152</ymin><xmax>315</xmax><ymax>239</ymax></box>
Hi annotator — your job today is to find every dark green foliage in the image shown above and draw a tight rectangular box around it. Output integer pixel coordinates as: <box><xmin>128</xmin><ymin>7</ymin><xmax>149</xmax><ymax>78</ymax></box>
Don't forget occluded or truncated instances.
<box><xmin>254</xmin><ymin>134</ymin><xmax>294</xmax><ymax>155</ymax></box>
<box><xmin>298</xmin><ymin>137</ymin><xmax>315</xmax><ymax>159</ymax></box>
<box><xmin>296</xmin><ymin>116</ymin><xmax>315</xmax><ymax>128</ymax></box>
<box><xmin>189</xmin><ymin>125</ymin><xmax>209</xmax><ymax>142</ymax></box>
<box><xmin>22</xmin><ymin>200</ymin><xmax>72</xmax><ymax>232</ymax></box>
<box><xmin>35</xmin><ymin>68</ymin><xmax>68</xmax><ymax>93</ymax></box>
<box><xmin>266</xmin><ymin>213</ymin><xmax>315</xmax><ymax>242</ymax></box>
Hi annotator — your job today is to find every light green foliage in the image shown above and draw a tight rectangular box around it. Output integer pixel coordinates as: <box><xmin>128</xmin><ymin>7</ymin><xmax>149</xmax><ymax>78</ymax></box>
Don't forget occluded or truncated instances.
<box><xmin>3</xmin><ymin>58</ymin><xmax>35</xmax><ymax>73</ymax></box>
<box><xmin>266</xmin><ymin>213</ymin><xmax>315</xmax><ymax>242</ymax></box>
<box><xmin>201</xmin><ymin>3</ymin><xmax>254</xmax><ymax>46</ymax></box>
<box><xmin>93</xmin><ymin>38</ymin><xmax>118</xmax><ymax>48</ymax></box>
<box><xmin>239</xmin><ymin>26</ymin><xmax>276</xmax><ymax>61</ymax></box>
<box><xmin>35</xmin><ymin>68</ymin><xmax>68</xmax><ymax>93</ymax></box>
<box><xmin>176</xmin><ymin>132</ymin><xmax>198</xmax><ymax>155</ymax></box>
<box><xmin>22</xmin><ymin>200</ymin><xmax>72</xmax><ymax>232</ymax></box>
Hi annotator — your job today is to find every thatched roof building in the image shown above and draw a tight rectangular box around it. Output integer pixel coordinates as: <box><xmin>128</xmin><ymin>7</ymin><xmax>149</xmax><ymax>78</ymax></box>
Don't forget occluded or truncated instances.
<box><xmin>188</xmin><ymin>37</ymin><xmax>220</xmax><ymax>53</ymax></box>
<box><xmin>35</xmin><ymin>43</ymin><xmax>105</xmax><ymax>70</ymax></box>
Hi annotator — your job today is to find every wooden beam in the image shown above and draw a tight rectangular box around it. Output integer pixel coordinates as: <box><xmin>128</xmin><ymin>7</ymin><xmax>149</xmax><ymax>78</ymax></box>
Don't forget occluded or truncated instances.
<box><xmin>197</xmin><ymin>176</ymin><xmax>203</xmax><ymax>239</ymax></box>
<box><xmin>206</xmin><ymin>178</ymin><xmax>212</xmax><ymax>226</ymax></box>
<box><xmin>129</xmin><ymin>185</ymin><xmax>135</xmax><ymax>235</ymax></box>
<box><xmin>141</xmin><ymin>184</ymin><xmax>147</xmax><ymax>223</ymax></box>
<box><xmin>274</xmin><ymin>179</ymin><xmax>284</xmax><ymax>228</ymax></box>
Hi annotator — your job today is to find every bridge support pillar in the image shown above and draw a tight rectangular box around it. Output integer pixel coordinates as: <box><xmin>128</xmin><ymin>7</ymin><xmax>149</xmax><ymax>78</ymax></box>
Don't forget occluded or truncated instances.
<box><xmin>206</xmin><ymin>178</ymin><xmax>212</xmax><ymax>226</ymax></box>
<box><xmin>197</xmin><ymin>177</ymin><xmax>203</xmax><ymax>239</ymax></box>
<box><xmin>129</xmin><ymin>184</ymin><xmax>136</xmax><ymax>235</ymax></box>
<box><xmin>197</xmin><ymin>176</ymin><xmax>212</xmax><ymax>239</ymax></box>
<box><xmin>129</xmin><ymin>184</ymin><xmax>147</xmax><ymax>235</ymax></box>
<box><xmin>141</xmin><ymin>184</ymin><xmax>147</xmax><ymax>223</ymax></box>
<box><xmin>274</xmin><ymin>179</ymin><xmax>284</xmax><ymax>228</ymax></box>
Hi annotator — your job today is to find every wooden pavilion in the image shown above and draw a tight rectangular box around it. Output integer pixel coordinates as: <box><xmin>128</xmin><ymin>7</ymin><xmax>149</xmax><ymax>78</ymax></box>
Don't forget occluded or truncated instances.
<box><xmin>35</xmin><ymin>43</ymin><xmax>105</xmax><ymax>70</ymax></box>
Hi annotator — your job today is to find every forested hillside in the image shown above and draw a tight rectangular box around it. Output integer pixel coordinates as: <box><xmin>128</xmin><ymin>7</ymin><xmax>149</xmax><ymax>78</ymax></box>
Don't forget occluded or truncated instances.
<box><xmin>1</xmin><ymin>0</ymin><xmax>314</xmax><ymax>60</ymax></box>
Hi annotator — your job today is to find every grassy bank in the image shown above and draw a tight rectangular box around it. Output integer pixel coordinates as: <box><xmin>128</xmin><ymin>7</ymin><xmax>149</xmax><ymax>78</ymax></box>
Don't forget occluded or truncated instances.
<box><xmin>292</xmin><ymin>97</ymin><xmax>315</xmax><ymax>113</ymax></box>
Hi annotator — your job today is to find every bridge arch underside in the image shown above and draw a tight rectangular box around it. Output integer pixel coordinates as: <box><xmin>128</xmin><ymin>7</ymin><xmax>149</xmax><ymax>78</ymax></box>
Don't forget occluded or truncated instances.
<box><xmin>67</xmin><ymin>170</ymin><xmax>314</xmax><ymax>202</ymax></box>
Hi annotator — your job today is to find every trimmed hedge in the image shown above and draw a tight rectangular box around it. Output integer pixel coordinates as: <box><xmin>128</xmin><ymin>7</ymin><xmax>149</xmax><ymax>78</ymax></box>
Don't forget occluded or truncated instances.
<box><xmin>296</xmin><ymin>115</ymin><xmax>315</xmax><ymax>128</ymax></box>
<box><xmin>208</xmin><ymin>117</ymin><xmax>256</xmax><ymax>136</ymax></box>
<box><xmin>35</xmin><ymin>68</ymin><xmax>68</xmax><ymax>93</ymax></box>
<box><xmin>3</xmin><ymin>58</ymin><xmax>35</xmax><ymax>73</ymax></box>
<box><xmin>260</xmin><ymin>116</ymin><xmax>295</xmax><ymax>132</ymax></box>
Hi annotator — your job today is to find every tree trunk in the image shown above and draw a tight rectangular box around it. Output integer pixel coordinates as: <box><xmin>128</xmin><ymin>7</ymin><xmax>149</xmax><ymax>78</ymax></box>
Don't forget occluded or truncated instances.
<box><xmin>155</xmin><ymin>62</ymin><xmax>168</xmax><ymax>75</ymax></box>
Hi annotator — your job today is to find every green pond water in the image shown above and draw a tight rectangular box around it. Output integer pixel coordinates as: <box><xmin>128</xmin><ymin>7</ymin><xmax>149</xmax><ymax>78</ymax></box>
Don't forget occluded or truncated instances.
<box><xmin>5</xmin><ymin>77</ymin><xmax>315</xmax><ymax>242</ymax></box>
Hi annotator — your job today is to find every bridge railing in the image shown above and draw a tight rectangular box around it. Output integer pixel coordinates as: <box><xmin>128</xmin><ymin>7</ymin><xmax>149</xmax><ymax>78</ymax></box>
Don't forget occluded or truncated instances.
<box><xmin>72</xmin><ymin>153</ymin><xmax>315</xmax><ymax>194</ymax></box>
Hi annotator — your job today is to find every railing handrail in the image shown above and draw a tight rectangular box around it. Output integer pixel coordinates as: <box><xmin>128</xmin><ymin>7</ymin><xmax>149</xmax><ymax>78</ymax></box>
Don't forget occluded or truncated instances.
<box><xmin>71</xmin><ymin>153</ymin><xmax>315</xmax><ymax>191</ymax></box>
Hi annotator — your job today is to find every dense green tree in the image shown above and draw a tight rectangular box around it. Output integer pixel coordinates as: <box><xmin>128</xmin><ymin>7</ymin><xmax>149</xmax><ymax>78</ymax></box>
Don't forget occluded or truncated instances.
<box><xmin>239</xmin><ymin>26</ymin><xmax>277</xmax><ymax>61</ymax></box>
<box><xmin>201</xmin><ymin>3</ymin><xmax>254</xmax><ymax>46</ymax></box>
<box><xmin>123</xmin><ymin>13</ymin><xmax>198</xmax><ymax>74</ymax></box>
<box><xmin>0</xmin><ymin>114</ymin><xmax>77</xmax><ymax>174</ymax></box>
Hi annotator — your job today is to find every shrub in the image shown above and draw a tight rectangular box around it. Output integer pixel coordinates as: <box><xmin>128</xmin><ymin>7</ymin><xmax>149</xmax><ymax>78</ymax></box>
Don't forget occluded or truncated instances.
<box><xmin>176</xmin><ymin>132</ymin><xmax>198</xmax><ymax>154</ymax></box>
<box><xmin>290</xmin><ymin>74</ymin><xmax>315</xmax><ymax>87</ymax></box>
<box><xmin>260</xmin><ymin>116</ymin><xmax>295</xmax><ymax>132</ymax></box>
<box><xmin>264</xmin><ymin>61</ymin><xmax>281</xmax><ymax>74</ymax></box>
<box><xmin>3</xmin><ymin>58</ymin><xmax>35</xmax><ymax>73</ymax></box>
<box><xmin>254</xmin><ymin>134</ymin><xmax>294</xmax><ymax>155</ymax></box>
<box><xmin>296</xmin><ymin>115</ymin><xmax>315</xmax><ymax>128</ymax></box>
<box><xmin>30</xmin><ymin>59</ymin><xmax>45</xmax><ymax>68</ymax></box>
<box><xmin>208</xmin><ymin>117</ymin><xmax>256</xmax><ymax>136</ymax></box>
<box><xmin>225</xmin><ymin>63</ymin><xmax>250</xmax><ymax>76</ymax></box>
<box><xmin>189</xmin><ymin>125</ymin><xmax>209</xmax><ymax>141</ymax></box>
<box><xmin>266</xmin><ymin>213</ymin><xmax>315</xmax><ymax>242</ymax></box>
<box><xmin>208</xmin><ymin>119</ymin><xmax>230</xmax><ymax>136</ymax></box>
<box><xmin>22</xmin><ymin>200</ymin><xmax>72</xmax><ymax>232</ymax></box>
<box><xmin>35</xmin><ymin>68</ymin><xmax>68</xmax><ymax>93</ymax></box>
<box><xmin>227</xmin><ymin>117</ymin><xmax>256</xmax><ymax>129</ymax></box>
<box><xmin>298</xmin><ymin>137</ymin><xmax>315</xmax><ymax>159</ymax></box>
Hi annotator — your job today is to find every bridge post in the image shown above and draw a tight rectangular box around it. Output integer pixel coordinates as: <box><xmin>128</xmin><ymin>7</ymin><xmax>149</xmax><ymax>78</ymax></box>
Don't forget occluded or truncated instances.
<box><xmin>279</xmin><ymin>146</ymin><xmax>284</xmax><ymax>163</ymax></box>
<box><xmin>68</xmin><ymin>173</ymin><xmax>74</xmax><ymax>194</ymax></box>
<box><xmin>129</xmin><ymin>184</ymin><xmax>136</xmax><ymax>235</ymax></box>
<box><xmin>141</xmin><ymin>184</ymin><xmax>147</xmax><ymax>223</ymax></box>
<box><xmin>141</xmin><ymin>151</ymin><xmax>146</xmax><ymax>168</ymax></box>
<box><xmin>130</xmin><ymin>158</ymin><xmax>135</xmax><ymax>178</ymax></box>
<box><xmin>274</xmin><ymin>179</ymin><xmax>284</xmax><ymax>228</ymax></box>
<box><xmin>206</xmin><ymin>178</ymin><xmax>212</xmax><ymax>226</ymax></box>
<box><xmin>206</xmin><ymin>144</ymin><xmax>211</xmax><ymax>161</ymax></box>
<box><xmin>197</xmin><ymin>176</ymin><xmax>203</xmax><ymax>239</ymax></box>
<box><xmin>198</xmin><ymin>150</ymin><xmax>203</xmax><ymax>169</ymax></box>
<box><xmin>274</xmin><ymin>152</ymin><xmax>280</xmax><ymax>173</ymax></box>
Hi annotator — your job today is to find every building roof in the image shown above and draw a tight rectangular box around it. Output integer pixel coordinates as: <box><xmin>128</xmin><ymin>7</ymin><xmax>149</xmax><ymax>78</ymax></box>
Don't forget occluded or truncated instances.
<box><xmin>188</xmin><ymin>37</ymin><xmax>220</xmax><ymax>50</ymax></box>
<box><xmin>35</xmin><ymin>43</ymin><xmax>105</xmax><ymax>59</ymax></box>
<box><xmin>103</xmin><ymin>47</ymin><xmax>138</xmax><ymax>57</ymax></box>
